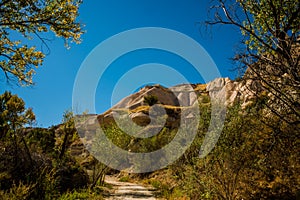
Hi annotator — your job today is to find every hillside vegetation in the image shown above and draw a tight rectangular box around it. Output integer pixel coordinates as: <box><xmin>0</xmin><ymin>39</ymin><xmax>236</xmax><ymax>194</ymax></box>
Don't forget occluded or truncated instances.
<box><xmin>1</xmin><ymin>0</ymin><xmax>299</xmax><ymax>199</ymax></box>
<box><xmin>1</xmin><ymin>77</ymin><xmax>299</xmax><ymax>199</ymax></box>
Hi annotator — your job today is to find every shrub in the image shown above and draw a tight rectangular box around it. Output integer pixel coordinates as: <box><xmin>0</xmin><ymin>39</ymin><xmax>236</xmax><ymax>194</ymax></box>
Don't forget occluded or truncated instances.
<box><xmin>57</xmin><ymin>189</ymin><xmax>103</xmax><ymax>200</ymax></box>
<box><xmin>0</xmin><ymin>182</ymin><xmax>35</xmax><ymax>200</ymax></box>
<box><xmin>144</xmin><ymin>95</ymin><xmax>158</xmax><ymax>106</ymax></box>
<box><xmin>119</xmin><ymin>176</ymin><xmax>129</xmax><ymax>182</ymax></box>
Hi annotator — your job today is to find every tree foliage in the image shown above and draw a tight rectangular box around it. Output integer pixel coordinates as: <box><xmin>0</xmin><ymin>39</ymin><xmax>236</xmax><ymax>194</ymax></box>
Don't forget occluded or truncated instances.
<box><xmin>0</xmin><ymin>0</ymin><xmax>84</xmax><ymax>85</ymax></box>
<box><xmin>206</xmin><ymin>0</ymin><xmax>300</xmax><ymax>125</ymax></box>
<box><xmin>0</xmin><ymin>96</ymin><xmax>90</xmax><ymax>198</ymax></box>
<box><xmin>0</xmin><ymin>91</ymin><xmax>35</xmax><ymax>138</ymax></box>
<box><xmin>0</xmin><ymin>91</ymin><xmax>36</xmax><ymax>190</ymax></box>
<box><xmin>154</xmin><ymin>102</ymin><xmax>299</xmax><ymax>199</ymax></box>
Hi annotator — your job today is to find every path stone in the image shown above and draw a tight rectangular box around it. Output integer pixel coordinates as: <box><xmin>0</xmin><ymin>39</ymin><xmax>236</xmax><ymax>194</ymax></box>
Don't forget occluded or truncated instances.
<box><xmin>104</xmin><ymin>176</ymin><xmax>158</xmax><ymax>200</ymax></box>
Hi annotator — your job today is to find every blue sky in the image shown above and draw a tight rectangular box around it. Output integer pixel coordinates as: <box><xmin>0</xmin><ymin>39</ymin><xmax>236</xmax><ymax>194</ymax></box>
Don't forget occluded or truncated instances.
<box><xmin>1</xmin><ymin>0</ymin><xmax>241</xmax><ymax>127</ymax></box>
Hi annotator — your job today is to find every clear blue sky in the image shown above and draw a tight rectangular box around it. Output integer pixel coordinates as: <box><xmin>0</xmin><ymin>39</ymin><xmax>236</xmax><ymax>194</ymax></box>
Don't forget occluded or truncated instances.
<box><xmin>1</xmin><ymin>0</ymin><xmax>241</xmax><ymax>127</ymax></box>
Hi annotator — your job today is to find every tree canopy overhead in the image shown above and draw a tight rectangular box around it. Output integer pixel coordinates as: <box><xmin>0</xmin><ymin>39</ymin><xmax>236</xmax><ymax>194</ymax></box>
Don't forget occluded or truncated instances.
<box><xmin>206</xmin><ymin>0</ymin><xmax>300</xmax><ymax>125</ymax></box>
<box><xmin>0</xmin><ymin>0</ymin><xmax>84</xmax><ymax>86</ymax></box>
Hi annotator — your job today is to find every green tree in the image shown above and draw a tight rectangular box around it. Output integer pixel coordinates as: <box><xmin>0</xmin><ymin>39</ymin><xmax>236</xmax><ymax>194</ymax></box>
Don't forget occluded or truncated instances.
<box><xmin>206</xmin><ymin>0</ymin><xmax>300</xmax><ymax>125</ymax></box>
<box><xmin>0</xmin><ymin>0</ymin><xmax>84</xmax><ymax>85</ymax></box>
<box><xmin>58</xmin><ymin>110</ymin><xmax>73</xmax><ymax>159</ymax></box>
<box><xmin>0</xmin><ymin>91</ymin><xmax>35</xmax><ymax>138</ymax></box>
<box><xmin>0</xmin><ymin>91</ymin><xmax>35</xmax><ymax>168</ymax></box>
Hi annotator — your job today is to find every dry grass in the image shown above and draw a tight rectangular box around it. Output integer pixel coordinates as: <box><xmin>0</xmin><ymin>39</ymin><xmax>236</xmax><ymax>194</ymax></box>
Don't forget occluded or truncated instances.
<box><xmin>194</xmin><ymin>84</ymin><xmax>207</xmax><ymax>91</ymax></box>
<box><xmin>130</xmin><ymin>105</ymin><xmax>150</xmax><ymax>113</ymax></box>
<box><xmin>102</xmin><ymin>108</ymin><xmax>129</xmax><ymax>116</ymax></box>
<box><xmin>130</xmin><ymin>105</ymin><xmax>192</xmax><ymax>114</ymax></box>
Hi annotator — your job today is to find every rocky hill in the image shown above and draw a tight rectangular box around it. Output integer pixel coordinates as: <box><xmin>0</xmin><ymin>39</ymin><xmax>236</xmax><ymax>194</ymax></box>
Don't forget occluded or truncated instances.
<box><xmin>70</xmin><ymin>76</ymin><xmax>264</xmax><ymax>181</ymax></box>
<box><xmin>73</xmin><ymin>77</ymin><xmax>262</xmax><ymax>160</ymax></box>
<box><xmin>94</xmin><ymin>77</ymin><xmax>261</xmax><ymax>129</ymax></box>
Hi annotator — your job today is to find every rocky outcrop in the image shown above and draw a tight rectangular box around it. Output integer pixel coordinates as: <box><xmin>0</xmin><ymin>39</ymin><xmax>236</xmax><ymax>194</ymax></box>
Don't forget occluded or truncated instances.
<box><xmin>111</xmin><ymin>84</ymin><xmax>199</xmax><ymax>110</ymax></box>
<box><xmin>98</xmin><ymin>78</ymin><xmax>261</xmax><ymax>127</ymax></box>
<box><xmin>206</xmin><ymin>77</ymin><xmax>262</xmax><ymax>108</ymax></box>
<box><xmin>97</xmin><ymin>84</ymin><xmax>203</xmax><ymax>128</ymax></box>
<box><xmin>75</xmin><ymin>77</ymin><xmax>263</xmax><ymax>141</ymax></box>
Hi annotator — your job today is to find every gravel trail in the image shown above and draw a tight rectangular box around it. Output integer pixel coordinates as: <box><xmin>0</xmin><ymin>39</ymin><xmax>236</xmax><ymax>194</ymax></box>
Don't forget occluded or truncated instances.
<box><xmin>103</xmin><ymin>176</ymin><xmax>158</xmax><ymax>200</ymax></box>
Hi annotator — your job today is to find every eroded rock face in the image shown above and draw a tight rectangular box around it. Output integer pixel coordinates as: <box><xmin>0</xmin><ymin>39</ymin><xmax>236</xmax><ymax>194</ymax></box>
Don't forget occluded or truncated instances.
<box><xmin>76</xmin><ymin>78</ymin><xmax>262</xmax><ymax>139</ymax></box>
<box><xmin>206</xmin><ymin>78</ymin><xmax>229</xmax><ymax>105</ymax></box>
<box><xmin>170</xmin><ymin>84</ymin><xmax>198</xmax><ymax>106</ymax></box>
<box><xmin>130</xmin><ymin>112</ymin><xmax>151</xmax><ymax>126</ymax></box>
<box><xmin>98</xmin><ymin>84</ymin><xmax>201</xmax><ymax>128</ymax></box>
<box><xmin>97</xmin><ymin>79</ymin><xmax>262</xmax><ymax>128</ymax></box>
<box><xmin>113</xmin><ymin>86</ymin><xmax>179</xmax><ymax>110</ymax></box>
<box><xmin>206</xmin><ymin>77</ymin><xmax>262</xmax><ymax>108</ymax></box>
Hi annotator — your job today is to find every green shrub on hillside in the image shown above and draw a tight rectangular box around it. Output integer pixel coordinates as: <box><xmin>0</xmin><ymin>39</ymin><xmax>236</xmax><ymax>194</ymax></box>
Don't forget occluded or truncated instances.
<box><xmin>149</xmin><ymin>102</ymin><xmax>299</xmax><ymax>199</ymax></box>
<box><xmin>144</xmin><ymin>95</ymin><xmax>158</xmax><ymax>106</ymax></box>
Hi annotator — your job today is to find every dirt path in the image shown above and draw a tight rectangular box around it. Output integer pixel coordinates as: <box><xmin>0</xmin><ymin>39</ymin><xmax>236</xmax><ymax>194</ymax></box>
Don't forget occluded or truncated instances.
<box><xmin>103</xmin><ymin>176</ymin><xmax>158</xmax><ymax>200</ymax></box>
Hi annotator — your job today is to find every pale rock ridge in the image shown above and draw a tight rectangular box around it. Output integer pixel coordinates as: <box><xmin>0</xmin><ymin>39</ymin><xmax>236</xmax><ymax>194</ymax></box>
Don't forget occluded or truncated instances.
<box><xmin>206</xmin><ymin>77</ymin><xmax>261</xmax><ymax>108</ymax></box>
<box><xmin>99</xmin><ymin>78</ymin><xmax>262</xmax><ymax>127</ymax></box>
<box><xmin>77</xmin><ymin>77</ymin><xmax>262</xmax><ymax>133</ymax></box>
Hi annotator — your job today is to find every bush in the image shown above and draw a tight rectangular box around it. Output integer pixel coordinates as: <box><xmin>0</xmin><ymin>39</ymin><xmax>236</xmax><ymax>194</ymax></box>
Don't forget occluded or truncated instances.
<box><xmin>57</xmin><ymin>189</ymin><xmax>103</xmax><ymax>200</ymax></box>
<box><xmin>0</xmin><ymin>182</ymin><xmax>35</xmax><ymax>200</ymax></box>
<box><xmin>149</xmin><ymin>102</ymin><xmax>300</xmax><ymax>199</ymax></box>
<box><xmin>144</xmin><ymin>95</ymin><xmax>158</xmax><ymax>106</ymax></box>
<box><xmin>119</xmin><ymin>176</ymin><xmax>129</xmax><ymax>182</ymax></box>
